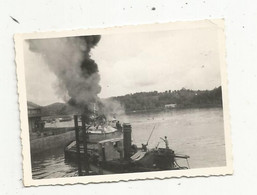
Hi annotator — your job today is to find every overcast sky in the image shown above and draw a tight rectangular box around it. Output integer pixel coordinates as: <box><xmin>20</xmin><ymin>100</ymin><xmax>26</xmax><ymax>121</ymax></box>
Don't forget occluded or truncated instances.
<box><xmin>24</xmin><ymin>26</ymin><xmax>221</xmax><ymax>106</ymax></box>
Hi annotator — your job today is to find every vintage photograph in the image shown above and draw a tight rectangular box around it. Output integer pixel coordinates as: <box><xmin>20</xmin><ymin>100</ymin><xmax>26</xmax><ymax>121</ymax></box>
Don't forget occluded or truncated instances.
<box><xmin>15</xmin><ymin>19</ymin><xmax>232</xmax><ymax>186</ymax></box>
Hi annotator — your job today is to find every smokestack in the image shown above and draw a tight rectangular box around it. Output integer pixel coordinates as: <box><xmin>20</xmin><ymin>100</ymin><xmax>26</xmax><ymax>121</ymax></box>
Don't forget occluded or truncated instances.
<box><xmin>123</xmin><ymin>123</ymin><xmax>132</xmax><ymax>160</ymax></box>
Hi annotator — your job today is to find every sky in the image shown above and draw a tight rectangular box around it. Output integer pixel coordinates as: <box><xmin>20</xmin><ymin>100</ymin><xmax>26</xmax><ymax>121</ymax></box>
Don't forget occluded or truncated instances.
<box><xmin>24</xmin><ymin>25</ymin><xmax>221</xmax><ymax>106</ymax></box>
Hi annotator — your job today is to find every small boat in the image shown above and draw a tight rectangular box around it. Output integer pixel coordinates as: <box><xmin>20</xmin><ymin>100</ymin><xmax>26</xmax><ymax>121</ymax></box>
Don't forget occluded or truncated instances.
<box><xmin>64</xmin><ymin>122</ymin><xmax>190</xmax><ymax>175</ymax></box>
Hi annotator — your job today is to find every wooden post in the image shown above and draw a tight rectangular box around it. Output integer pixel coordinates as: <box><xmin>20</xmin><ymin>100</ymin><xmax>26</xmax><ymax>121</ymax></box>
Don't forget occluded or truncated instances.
<box><xmin>81</xmin><ymin>115</ymin><xmax>89</xmax><ymax>175</ymax></box>
<box><xmin>74</xmin><ymin>115</ymin><xmax>82</xmax><ymax>176</ymax></box>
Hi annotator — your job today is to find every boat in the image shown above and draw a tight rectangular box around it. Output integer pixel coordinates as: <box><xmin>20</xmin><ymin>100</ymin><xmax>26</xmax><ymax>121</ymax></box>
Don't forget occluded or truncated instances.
<box><xmin>64</xmin><ymin>120</ymin><xmax>190</xmax><ymax>175</ymax></box>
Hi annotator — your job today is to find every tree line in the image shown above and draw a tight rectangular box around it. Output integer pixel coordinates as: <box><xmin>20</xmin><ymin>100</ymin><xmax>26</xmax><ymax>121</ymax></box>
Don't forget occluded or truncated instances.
<box><xmin>110</xmin><ymin>86</ymin><xmax>222</xmax><ymax>113</ymax></box>
<box><xmin>41</xmin><ymin>86</ymin><xmax>222</xmax><ymax>116</ymax></box>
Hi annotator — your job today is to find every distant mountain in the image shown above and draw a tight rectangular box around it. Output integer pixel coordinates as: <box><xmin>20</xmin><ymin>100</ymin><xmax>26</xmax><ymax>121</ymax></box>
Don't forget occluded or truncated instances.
<box><xmin>41</xmin><ymin>102</ymin><xmax>79</xmax><ymax>116</ymax></box>
<box><xmin>41</xmin><ymin>102</ymin><xmax>65</xmax><ymax>116</ymax></box>
<box><xmin>27</xmin><ymin>101</ymin><xmax>41</xmax><ymax>108</ymax></box>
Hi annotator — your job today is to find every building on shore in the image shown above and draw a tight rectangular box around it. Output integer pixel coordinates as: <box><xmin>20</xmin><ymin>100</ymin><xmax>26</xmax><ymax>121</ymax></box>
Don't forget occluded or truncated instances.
<box><xmin>27</xmin><ymin>101</ymin><xmax>42</xmax><ymax>133</ymax></box>
<box><xmin>164</xmin><ymin>103</ymin><xmax>177</xmax><ymax>109</ymax></box>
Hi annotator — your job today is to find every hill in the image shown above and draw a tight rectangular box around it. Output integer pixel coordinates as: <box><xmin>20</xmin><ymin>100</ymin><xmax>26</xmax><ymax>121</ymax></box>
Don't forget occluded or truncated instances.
<box><xmin>39</xmin><ymin>86</ymin><xmax>222</xmax><ymax>116</ymax></box>
<box><xmin>111</xmin><ymin>86</ymin><xmax>222</xmax><ymax>112</ymax></box>
<box><xmin>41</xmin><ymin>102</ymin><xmax>79</xmax><ymax>116</ymax></box>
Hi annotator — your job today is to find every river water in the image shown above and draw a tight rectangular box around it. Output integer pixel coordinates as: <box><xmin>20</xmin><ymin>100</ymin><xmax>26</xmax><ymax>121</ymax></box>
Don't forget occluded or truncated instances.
<box><xmin>31</xmin><ymin>107</ymin><xmax>226</xmax><ymax>179</ymax></box>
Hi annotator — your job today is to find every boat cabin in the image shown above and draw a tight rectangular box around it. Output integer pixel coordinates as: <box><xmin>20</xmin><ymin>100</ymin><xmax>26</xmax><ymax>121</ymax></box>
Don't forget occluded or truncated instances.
<box><xmin>98</xmin><ymin>138</ymin><xmax>124</xmax><ymax>161</ymax></box>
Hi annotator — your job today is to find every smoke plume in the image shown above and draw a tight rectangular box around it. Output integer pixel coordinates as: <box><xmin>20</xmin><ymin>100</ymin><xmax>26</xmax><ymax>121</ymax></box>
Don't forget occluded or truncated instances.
<box><xmin>28</xmin><ymin>35</ymin><xmax>101</xmax><ymax>111</ymax></box>
<box><xmin>100</xmin><ymin>99</ymin><xmax>126</xmax><ymax>119</ymax></box>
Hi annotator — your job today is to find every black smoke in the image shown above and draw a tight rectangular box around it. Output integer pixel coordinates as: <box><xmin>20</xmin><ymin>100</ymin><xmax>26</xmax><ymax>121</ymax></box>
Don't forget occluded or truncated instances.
<box><xmin>28</xmin><ymin>35</ymin><xmax>101</xmax><ymax>113</ymax></box>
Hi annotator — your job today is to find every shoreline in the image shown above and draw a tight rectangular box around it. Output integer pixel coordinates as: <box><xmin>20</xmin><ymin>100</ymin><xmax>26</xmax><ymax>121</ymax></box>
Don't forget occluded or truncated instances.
<box><xmin>125</xmin><ymin>104</ymin><xmax>222</xmax><ymax>115</ymax></box>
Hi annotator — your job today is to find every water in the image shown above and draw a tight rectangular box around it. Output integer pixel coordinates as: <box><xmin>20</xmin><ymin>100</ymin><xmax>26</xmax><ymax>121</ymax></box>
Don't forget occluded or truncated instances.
<box><xmin>31</xmin><ymin>107</ymin><xmax>226</xmax><ymax>179</ymax></box>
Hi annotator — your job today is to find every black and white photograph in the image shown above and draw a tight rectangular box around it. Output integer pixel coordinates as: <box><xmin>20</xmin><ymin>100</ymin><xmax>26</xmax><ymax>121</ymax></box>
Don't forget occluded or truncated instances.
<box><xmin>15</xmin><ymin>20</ymin><xmax>232</xmax><ymax>186</ymax></box>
